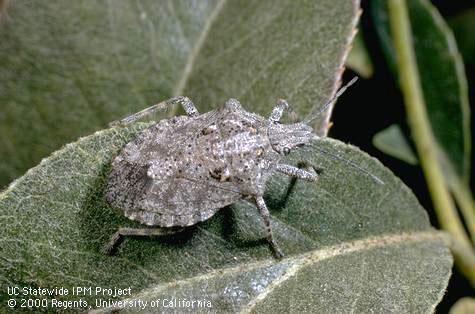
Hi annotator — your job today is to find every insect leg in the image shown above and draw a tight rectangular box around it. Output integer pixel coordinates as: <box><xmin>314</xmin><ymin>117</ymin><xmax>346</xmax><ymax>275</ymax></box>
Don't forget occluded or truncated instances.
<box><xmin>103</xmin><ymin>227</ymin><xmax>184</xmax><ymax>255</ymax></box>
<box><xmin>255</xmin><ymin>195</ymin><xmax>284</xmax><ymax>258</ymax></box>
<box><xmin>179</xmin><ymin>96</ymin><xmax>200</xmax><ymax>117</ymax></box>
<box><xmin>268</xmin><ymin>99</ymin><xmax>290</xmax><ymax>123</ymax></box>
<box><xmin>275</xmin><ymin>163</ymin><xmax>319</xmax><ymax>182</ymax></box>
<box><xmin>109</xmin><ymin>96</ymin><xmax>199</xmax><ymax>127</ymax></box>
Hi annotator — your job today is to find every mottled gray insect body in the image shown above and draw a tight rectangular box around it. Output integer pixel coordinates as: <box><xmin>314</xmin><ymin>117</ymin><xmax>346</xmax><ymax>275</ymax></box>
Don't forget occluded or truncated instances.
<box><xmin>104</xmin><ymin>78</ymin><xmax>362</xmax><ymax>257</ymax></box>
<box><xmin>107</xmin><ymin>100</ymin><xmax>291</xmax><ymax>226</ymax></box>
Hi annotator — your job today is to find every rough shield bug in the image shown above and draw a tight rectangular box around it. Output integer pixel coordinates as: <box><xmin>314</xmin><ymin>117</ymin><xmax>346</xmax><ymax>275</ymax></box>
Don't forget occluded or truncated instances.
<box><xmin>104</xmin><ymin>78</ymin><xmax>364</xmax><ymax>258</ymax></box>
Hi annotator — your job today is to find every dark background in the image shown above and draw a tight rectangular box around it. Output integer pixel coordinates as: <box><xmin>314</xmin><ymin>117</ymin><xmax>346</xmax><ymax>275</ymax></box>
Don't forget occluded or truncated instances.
<box><xmin>331</xmin><ymin>1</ymin><xmax>475</xmax><ymax>312</ymax></box>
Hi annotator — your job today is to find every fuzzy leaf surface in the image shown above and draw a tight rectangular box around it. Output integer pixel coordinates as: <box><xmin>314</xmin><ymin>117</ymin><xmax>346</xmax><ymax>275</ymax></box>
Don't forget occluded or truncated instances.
<box><xmin>0</xmin><ymin>0</ymin><xmax>359</xmax><ymax>186</ymax></box>
<box><xmin>0</xmin><ymin>123</ymin><xmax>452</xmax><ymax>313</ymax></box>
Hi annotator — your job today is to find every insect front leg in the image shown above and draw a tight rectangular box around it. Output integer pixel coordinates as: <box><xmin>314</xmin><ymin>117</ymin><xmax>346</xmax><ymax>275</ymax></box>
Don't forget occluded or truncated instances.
<box><xmin>268</xmin><ymin>99</ymin><xmax>290</xmax><ymax>123</ymax></box>
<box><xmin>255</xmin><ymin>195</ymin><xmax>284</xmax><ymax>258</ymax></box>
<box><xmin>103</xmin><ymin>227</ymin><xmax>184</xmax><ymax>255</ymax></box>
<box><xmin>269</xmin><ymin>99</ymin><xmax>299</xmax><ymax>123</ymax></box>
<box><xmin>109</xmin><ymin>96</ymin><xmax>199</xmax><ymax>127</ymax></box>
<box><xmin>275</xmin><ymin>162</ymin><xmax>321</xmax><ymax>182</ymax></box>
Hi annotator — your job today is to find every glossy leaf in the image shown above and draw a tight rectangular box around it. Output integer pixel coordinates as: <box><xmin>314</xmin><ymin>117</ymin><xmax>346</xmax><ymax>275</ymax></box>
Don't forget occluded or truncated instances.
<box><xmin>347</xmin><ymin>31</ymin><xmax>374</xmax><ymax>78</ymax></box>
<box><xmin>372</xmin><ymin>0</ymin><xmax>471</xmax><ymax>183</ymax></box>
<box><xmin>373</xmin><ymin>124</ymin><xmax>418</xmax><ymax>165</ymax></box>
<box><xmin>449</xmin><ymin>8</ymin><xmax>475</xmax><ymax>66</ymax></box>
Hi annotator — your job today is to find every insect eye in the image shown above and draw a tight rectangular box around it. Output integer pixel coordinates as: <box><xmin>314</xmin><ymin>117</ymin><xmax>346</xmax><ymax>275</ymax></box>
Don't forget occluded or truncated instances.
<box><xmin>283</xmin><ymin>147</ymin><xmax>291</xmax><ymax>155</ymax></box>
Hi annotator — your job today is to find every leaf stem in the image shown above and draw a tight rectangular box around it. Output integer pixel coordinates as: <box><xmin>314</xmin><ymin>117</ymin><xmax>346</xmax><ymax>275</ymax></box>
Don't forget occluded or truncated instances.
<box><xmin>442</xmin><ymin>233</ymin><xmax>475</xmax><ymax>287</ymax></box>
<box><xmin>451</xmin><ymin>179</ymin><xmax>475</xmax><ymax>243</ymax></box>
<box><xmin>387</xmin><ymin>0</ymin><xmax>475</xmax><ymax>283</ymax></box>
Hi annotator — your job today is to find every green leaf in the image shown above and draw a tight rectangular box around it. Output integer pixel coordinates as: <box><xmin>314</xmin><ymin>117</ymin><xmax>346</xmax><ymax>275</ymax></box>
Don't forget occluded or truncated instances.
<box><xmin>449</xmin><ymin>7</ymin><xmax>475</xmax><ymax>66</ymax></box>
<box><xmin>372</xmin><ymin>0</ymin><xmax>471</xmax><ymax>184</ymax></box>
<box><xmin>373</xmin><ymin>0</ymin><xmax>475</xmax><ymax>247</ymax></box>
<box><xmin>0</xmin><ymin>1</ymin><xmax>8</xmax><ymax>19</ymax></box>
<box><xmin>0</xmin><ymin>0</ymin><xmax>359</xmax><ymax>187</ymax></box>
<box><xmin>178</xmin><ymin>0</ymin><xmax>360</xmax><ymax>134</ymax></box>
<box><xmin>373</xmin><ymin>124</ymin><xmax>418</xmax><ymax>165</ymax></box>
<box><xmin>0</xmin><ymin>124</ymin><xmax>452</xmax><ymax>312</ymax></box>
<box><xmin>346</xmin><ymin>30</ymin><xmax>374</xmax><ymax>78</ymax></box>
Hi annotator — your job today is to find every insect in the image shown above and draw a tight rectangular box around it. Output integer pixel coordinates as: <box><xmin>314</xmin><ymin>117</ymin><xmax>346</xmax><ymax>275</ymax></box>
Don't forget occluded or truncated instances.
<box><xmin>104</xmin><ymin>77</ymin><xmax>369</xmax><ymax>258</ymax></box>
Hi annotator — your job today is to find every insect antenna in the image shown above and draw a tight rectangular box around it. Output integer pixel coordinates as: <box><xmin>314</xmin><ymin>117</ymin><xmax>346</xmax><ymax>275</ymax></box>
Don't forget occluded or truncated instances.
<box><xmin>313</xmin><ymin>146</ymin><xmax>384</xmax><ymax>185</ymax></box>
<box><xmin>303</xmin><ymin>76</ymin><xmax>359</xmax><ymax>125</ymax></box>
<box><xmin>300</xmin><ymin>76</ymin><xmax>382</xmax><ymax>184</ymax></box>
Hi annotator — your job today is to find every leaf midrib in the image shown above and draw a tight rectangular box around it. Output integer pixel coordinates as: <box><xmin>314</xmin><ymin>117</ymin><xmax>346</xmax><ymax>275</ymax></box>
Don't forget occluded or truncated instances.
<box><xmin>90</xmin><ymin>231</ymin><xmax>445</xmax><ymax>313</ymax></box>
<box><xmin>172</xmin><ymin>0</ymin><xmax>228</xmax><ymax>102</ymax></box>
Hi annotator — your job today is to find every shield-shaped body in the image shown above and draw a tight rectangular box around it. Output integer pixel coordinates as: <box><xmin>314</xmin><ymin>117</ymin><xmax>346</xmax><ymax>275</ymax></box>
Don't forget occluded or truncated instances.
<box><xmin>104</xmin><ymin>79</ymin><xmax>361</xmax><ymax>258</ymax></box>
<box><xmin>105</xmin><ymin>100</ymin><xmax>279</xmax><ymax>227</ymax></box>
